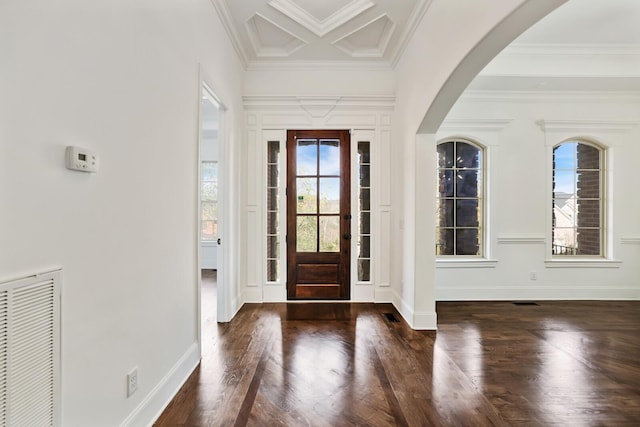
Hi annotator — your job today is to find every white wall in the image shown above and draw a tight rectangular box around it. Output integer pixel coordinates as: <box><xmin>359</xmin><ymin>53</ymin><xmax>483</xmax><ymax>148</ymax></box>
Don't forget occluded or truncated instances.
<box><xmin>436</xmin><ymin>91</ymin><xmax>640</xmax><ymax>300</ymax></box>
<box><xmin>0</xmin><ymin>1</ymin><xmax>244</xmax><ymax>425</ymax></box>
<box><xmin>390</xmin><ymin>0</ymin><xmax>567</xmax><ymax>329</ymax></box>
<box><xmin>244</xmin><ymin>68</ymin><xmax>395</xmax><ymax>97</ymax></box>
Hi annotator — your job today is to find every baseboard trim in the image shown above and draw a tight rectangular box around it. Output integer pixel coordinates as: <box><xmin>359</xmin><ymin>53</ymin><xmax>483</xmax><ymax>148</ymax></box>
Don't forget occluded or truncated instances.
<box><xmin>242</xmin><ymin>287</ymin><xmax>262</xmax><ymax>303</ymax></box>
<box><xmin>374</xmin><ymin>287</ymin><xmax>393</xmax><ymax>303</ymax></box>
<box><xmin>436</xmin><ymin>287</ymin><xmax>640</xmax><ymax>301</ymax></box>
<box><xmin>121</xmin><ymin>342</ymin><xmax>200</xmax><ymax>427</ymax></box>
<box><xmin>392</xmin><ymin>289</ymin><xmax>438</xmax><ymax>330</ymax></box>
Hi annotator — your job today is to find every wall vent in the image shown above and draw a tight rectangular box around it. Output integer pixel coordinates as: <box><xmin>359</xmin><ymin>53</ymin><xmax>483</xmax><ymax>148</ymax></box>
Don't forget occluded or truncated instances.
<box><xmin>0</xmin><ymin>269</ymin><xmax>61</xmax><ymax>426</ymax></box>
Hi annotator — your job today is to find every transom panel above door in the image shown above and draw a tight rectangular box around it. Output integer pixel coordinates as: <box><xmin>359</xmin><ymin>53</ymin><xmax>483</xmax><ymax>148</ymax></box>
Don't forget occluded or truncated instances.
<box><xmin>287</xmin><ymin>130</ymin><xmax>351</xmax><ymax>300</ymax></box>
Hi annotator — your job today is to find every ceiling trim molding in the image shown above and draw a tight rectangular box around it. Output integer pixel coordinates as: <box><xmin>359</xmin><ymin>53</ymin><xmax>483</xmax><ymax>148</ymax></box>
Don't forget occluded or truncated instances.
<box><xmin>243</xmin><ymin>95</ymin><xmax>395</xmax><ymax>110</ymax></box>
<box><xmin>536</xmin><ymin>119</ymin><xmax>638</xmax><ymax>133</ymax></box>
<box><xmin>209</xmin><ymin>0</ymin><xmax>248</xmax><ymax>68</ymax></box>
<box><xmin>268</xmin><ymin>0</ymin><xmax>374</xmax><ymax>37</ymax></box>
<box><xmin>460</xmin><ymin>90</ymin><xmax>640</xmax><ymax>103</ymax></box>
<box><xmin>438</xmin><ymin>118</ymin><xmax>513</xmax><ymax>133</ymax></box>
<box><xmin>245</xmin><ymin>13</ymin><xmax>308</xmax><ymax>58</ymax></box>
<box><xmin>505</xmin><ymin>43</ymin><xmax>640</xmax><ymax>56</ymax></box>
<box><xmin>391</xmin><ymin>0</ymin><xmax>432</xmax><ymax>67</ymax></box>
<box><xmin>333</xmin><ymin>14</ymin><xmax>396</xmax><ymax>58</ymax></box>
<box><xmin>245</xmin><ymin>59</ymin><xmax>394</xmax><ymax>71</ymax></box>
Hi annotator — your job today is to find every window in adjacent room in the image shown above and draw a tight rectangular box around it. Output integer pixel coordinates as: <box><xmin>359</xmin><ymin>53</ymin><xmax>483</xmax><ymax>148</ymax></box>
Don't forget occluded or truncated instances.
<box><xmin>552</xmin><ymin>140</ymin><xmax>604</xmax><ymax>256</ymax></box>
<box><xmin>436</xmin><ymin>139</ymin><xmax>484</xmax><ymax>256</ymax></box>
<box><xmin>201</xmin><ymin>161</ymin><xmax>218</xmax><ymax>241</ymax></box>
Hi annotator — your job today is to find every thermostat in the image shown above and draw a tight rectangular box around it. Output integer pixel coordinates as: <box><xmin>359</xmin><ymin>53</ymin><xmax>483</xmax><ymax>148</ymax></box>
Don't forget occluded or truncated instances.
<box><xmin>65</xmin><ymin>146</ymin><xmax>98</xmax><ymax>173</ymax></box>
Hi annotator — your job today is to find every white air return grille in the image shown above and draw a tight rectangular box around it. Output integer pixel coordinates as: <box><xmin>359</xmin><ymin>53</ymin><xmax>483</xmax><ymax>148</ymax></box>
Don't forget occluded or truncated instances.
<box><xmin>0</xmin><ymin>269</ymin><xmax>61</xmax><ymax>427</ymax></box>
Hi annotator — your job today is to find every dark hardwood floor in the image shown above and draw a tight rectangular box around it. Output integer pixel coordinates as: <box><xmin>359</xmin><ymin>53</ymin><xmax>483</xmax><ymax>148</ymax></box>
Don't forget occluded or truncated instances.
<box><xmin>156</xmin><ymin>276</ymin><xmax>640</xmax><ymax>426</ymax></box>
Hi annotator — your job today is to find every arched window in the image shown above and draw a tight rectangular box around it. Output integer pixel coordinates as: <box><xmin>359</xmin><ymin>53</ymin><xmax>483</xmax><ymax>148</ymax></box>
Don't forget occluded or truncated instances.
<box><xmin>552</xmin><ymin>140</ymin><xmax>604</xmax><ymax>256</ymax></box>
<box><xmin>436</xmin><ymin>139</ymin><xmax>484</xmax><ymax>256</ymax></box>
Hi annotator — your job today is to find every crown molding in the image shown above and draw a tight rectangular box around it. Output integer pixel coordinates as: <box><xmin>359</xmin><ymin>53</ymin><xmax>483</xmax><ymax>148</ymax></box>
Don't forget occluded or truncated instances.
<box><xmin>460</xmin><ymin>90</ymin><xmax>640</xmax><ymax>103</ymax></box>
<box><xmin>268</xmin><ymin>0</ymin><xmax>374</xmax><ymax>37</ymax></box>
<box><xmin>391</xmin><ymin>0</ymin><xmax>432</xmax><ymax>68</ymax></box>
<box><xmin>210</xmin><ymin>0</ymin><xmax>248</xmax><ymax>68</ymax></box>
<box><xmin>505</xmin><ymin>43</ymin><xmax>640</xmax><ymax>56</ymax></box>
<box><xmin>245</xmin><ymin>59</ymin><xmax>394</xmax><ymax>71</ymax></box>
<box><xmin>243</xmin><ymin>95</ymin><xmax>395</xmax><ymax>110</ymax></box>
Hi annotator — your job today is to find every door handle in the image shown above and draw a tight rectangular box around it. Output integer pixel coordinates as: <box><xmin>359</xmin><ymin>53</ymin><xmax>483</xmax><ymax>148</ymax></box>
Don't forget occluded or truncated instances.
<box><xmin>343</xmin><ymin>214</ymin><xmax>352</xmax><ymax>220</ymax></box>
<box><xmin>343</xmin><ymin>234</ymin><xmax>351</xmax><ymax>240</ymax></box>
<box><xmin>217</xmin><ymin>238</ymin><xmax>221</xmax><ymax>245</ymax></box>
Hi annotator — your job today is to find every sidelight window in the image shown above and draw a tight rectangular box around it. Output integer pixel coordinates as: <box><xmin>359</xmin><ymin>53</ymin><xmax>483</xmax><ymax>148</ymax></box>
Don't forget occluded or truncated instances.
<box><xmin>266</xmin><ymin>141</ymin><xmax>281</xmax><ymax>281</ymax></box>
<box><xmin>357</xmin><ymin>141</ymin><xmax>371</xmax><ymax>281</ymax></box>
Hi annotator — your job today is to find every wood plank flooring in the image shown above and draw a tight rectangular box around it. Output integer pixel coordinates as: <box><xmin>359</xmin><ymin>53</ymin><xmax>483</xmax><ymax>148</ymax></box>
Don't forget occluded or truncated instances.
<box><xmin>156</xmin><ymin>276</ymin><xmax>640</xmax><ymax>426</ymax></box>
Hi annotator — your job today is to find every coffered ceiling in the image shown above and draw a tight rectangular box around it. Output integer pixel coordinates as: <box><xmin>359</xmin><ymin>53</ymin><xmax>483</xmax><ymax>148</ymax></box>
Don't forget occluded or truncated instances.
<box><xmin>211</xmin><ymin>0</ymin><xmax>430</xmax><ymax>69</ymax></box>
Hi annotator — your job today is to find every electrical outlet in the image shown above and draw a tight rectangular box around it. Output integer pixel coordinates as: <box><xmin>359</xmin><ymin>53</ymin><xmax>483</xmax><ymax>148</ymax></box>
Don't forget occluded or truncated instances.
<box><xmin>127</xmin><ymin>367</ymin><xmax>138</xmax><ymax>397</ymax></box>
<box><xmin>530</xmin><ymin>271</ymin><xmax>537</xmax><ymax>281</ymax></box>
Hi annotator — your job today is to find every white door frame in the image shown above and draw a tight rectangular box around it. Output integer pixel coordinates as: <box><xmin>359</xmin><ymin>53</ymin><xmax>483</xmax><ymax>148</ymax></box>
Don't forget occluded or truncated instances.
<box><xmin>197</xmin><ymin>66</ymin><xmax>231</xmax><ymax>351</ymax></box>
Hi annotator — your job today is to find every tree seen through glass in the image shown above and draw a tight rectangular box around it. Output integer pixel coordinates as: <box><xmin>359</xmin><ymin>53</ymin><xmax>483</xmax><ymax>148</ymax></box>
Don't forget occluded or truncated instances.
<box><xmin>296</xmin><ymin>139</ymin><xmax>340</xmax><ymax>252</ymax></box>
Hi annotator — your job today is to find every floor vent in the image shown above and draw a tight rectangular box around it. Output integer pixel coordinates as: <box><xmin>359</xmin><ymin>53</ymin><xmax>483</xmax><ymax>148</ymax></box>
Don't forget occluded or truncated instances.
<box><xmin>383</xmin><ymin>313</ymin><xmax>400</xmax><ymax>322</ymax></box>
<box><xmin>512</xmin><ymin>301</ymin><xmax>538</xmax><ymax>306</ymax></box>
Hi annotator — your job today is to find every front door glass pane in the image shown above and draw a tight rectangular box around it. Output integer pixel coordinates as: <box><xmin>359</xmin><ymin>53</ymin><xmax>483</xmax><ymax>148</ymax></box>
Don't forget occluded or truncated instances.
<box><xmin>297</xmin><ymin>216</ymin><xmax>317</xmax><ymax>252</ymax></box>
<box><xmin>297</xmin><ymin>178</ymin><xmax>317</xmax><ymax>214</ymax></box>
<box><xmin>319</xmin><ymin>216</ymin><xmax>340</xmax><ymax>252</ymax></box>
<box><xmin>319</xmin><ymin>139</ymin><xmax>340</xmax><ymax>175</ymax></box>
<box><xmin>319</xmin><ymin>177</ymin><xmax>340</xmax><ymax>214</ymax></box>
<box><xmin>297</xmin><ymin>139</ymin><xmax>317</xmax><ymax>175</ymax></box>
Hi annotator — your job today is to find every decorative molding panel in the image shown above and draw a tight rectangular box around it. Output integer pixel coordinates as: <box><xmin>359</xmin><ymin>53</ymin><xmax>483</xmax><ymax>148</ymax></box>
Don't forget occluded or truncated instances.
<box><xmin>247</xmin><ymin>130</ymin><xmax>259</xmax><ymax>204</ymax></box>
<box><xmin>213</xmin><ymin>0</ymin><xmax>429</xmax><ymax>69</ymax></box>
<box><xmin>333</xmin><ymin>14</ymin><xmax>396</xmax><ymax>58</ymax></box>
<box><xmin>245</xmin><ymin>14</ymin><xmax>307</xmax><ymax>57</ymax></box>
<box><xmin>326</xmin><ymin>114</ymin><xmax>376</xmax><ymax>126</ymax></box>
<box><xmin>621</xmin><ymin>237</ymin><xmax>640</xmax><ymax>245</ymax></box>
<box><xmin>436</xmin><ymin>259</ymin><xmax>498</xmax><ymax>268</ymax></box>
<box><xmin>297</xmin><ymin>97</ymin><xmax>339</xmax><ymax>118</ymax></box>
<box><xmin>261</xmin><ymin>114</ymin><xmax>313</xmax><ymax>126</ymax></box>
<box><xmin>544</xmin><ymin>259</ymin><xmax>622</xmax><ymax>268</ymax></box>
<box><xmin>269</xmin><ymin>0</ymin><xmax>374</xmax><ymax>37</ymax></box>
<box><xmin>496</xmin><ymin>235</ymin><xmax>546</xmax><ymax>245</ymax></box>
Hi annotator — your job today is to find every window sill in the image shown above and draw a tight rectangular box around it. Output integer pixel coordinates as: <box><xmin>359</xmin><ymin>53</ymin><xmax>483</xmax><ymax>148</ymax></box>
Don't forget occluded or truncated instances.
<box><xmin>436</xmin><ymin>259</ymin><xmax>498</xmax><ymax>268</ymax></box>
<box><xmin>544</xmin><ymin>259</ymin><xmax>622</xmax><ymax>268</ymax></box>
